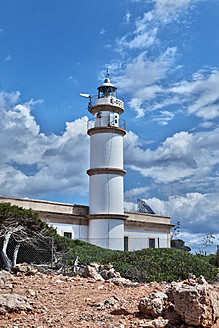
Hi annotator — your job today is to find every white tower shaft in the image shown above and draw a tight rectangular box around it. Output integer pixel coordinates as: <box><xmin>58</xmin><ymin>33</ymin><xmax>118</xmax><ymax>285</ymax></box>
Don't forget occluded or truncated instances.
<box><xmin>86</xmin><ymin>75</ymin><xmax>127</xmax><ymax>250</ymax></box>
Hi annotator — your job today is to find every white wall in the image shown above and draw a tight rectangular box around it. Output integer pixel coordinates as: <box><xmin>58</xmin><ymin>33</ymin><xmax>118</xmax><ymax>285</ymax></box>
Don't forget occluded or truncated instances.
<box><xmin>89</xmin><ymin>218</ymin><xmax>124</xmax><ymax>250</ymax></box>
<box><xmin>48</xmin><ymin>222</ymin><xmax>88</xmax><ymax>242</ymax></box>
<box><xmin>124</xmin><ymin>229</ymin><xmax>169</xmax><ymax>251</ymax></box>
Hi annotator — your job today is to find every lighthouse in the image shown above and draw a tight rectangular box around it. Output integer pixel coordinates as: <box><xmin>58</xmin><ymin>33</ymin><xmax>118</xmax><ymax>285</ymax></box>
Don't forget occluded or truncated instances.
<box><xmin>84</xmin><ymin>72</ymin><xmax>127</xmax><ymax>250</ymax></box>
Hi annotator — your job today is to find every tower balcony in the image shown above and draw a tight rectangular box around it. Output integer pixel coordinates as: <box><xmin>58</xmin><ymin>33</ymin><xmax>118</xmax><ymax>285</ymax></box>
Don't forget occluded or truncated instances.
<box><xmin>87</xmin><ymin>117</ymin><xmax>126</xmax><ymax>131</ymax></box>
<box><xmin>88</xmin><ymin>95</ymin><xmax>124</xmax><ymax>115</ymax></box>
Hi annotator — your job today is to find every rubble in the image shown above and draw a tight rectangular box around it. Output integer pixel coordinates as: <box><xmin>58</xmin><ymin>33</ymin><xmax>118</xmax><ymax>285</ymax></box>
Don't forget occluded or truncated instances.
<box><xmin>0</xmin><ymin>294</ymin><xmax>32</xmax><ymax>315</ymax></box>
<box><xmin>138</xmin><ymin>317</ymin><xmax>169</xmax><ymax>328</ymax></box>
<box><xmin>82</xmin><ymin>263</ymin><xmax>138</xmax><ymax>287</ymax></box>
<box><xmin>0</xmin><ymin>262</ymin><xmax>218</xmax><ymax>327</ymax></box>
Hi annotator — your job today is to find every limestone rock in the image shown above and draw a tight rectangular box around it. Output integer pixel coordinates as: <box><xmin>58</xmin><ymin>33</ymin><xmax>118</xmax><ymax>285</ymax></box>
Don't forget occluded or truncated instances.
<box><xmin>82</xmin><ymin>265</ymin><xmax>104</xmax><ymax>281</ymax></box>
<box><xmin>139</xmin><ymin>317</ymin><xmax>169</xmax><ymax>328</ymax></box>
<box><xmin>0</xmin><ymin>270</ymin><xmax>12</xmax><ymax>281</ymax></box>
<box><xmin>110</xmin><ymin>277</ymin><xmax>138</xmax><ymax>288</ymax></box>
<box><xmin>89</xmin><ymin>262</ymin><xmax>100</xmax><ymax>271</ymax></box>
<box><xmin>92</xmin><ymin>296</ymin><xmax>118</xmax><ymax>309</ymax></box>
<box><xmin>138</xmin><ymin>292</ymin><xmax>168</xmax><ymax>318</ymax></box>
<box><xmin>195</xmin><ymin>275</ymin><xmax>207</xmax><ymax>285</ymax></box>
<box><xmin>110</xmin><ymin>307</ymin><xmax>131</xmax><ymax>315</ymax></box>
<box><xmin>100</xmin><ymin>268</ymin><xmax>116</xmax><ymax>280</ymax></box>
<box><xmin>163</xmin><ymin>302</ymin><xmax>182</xmax><ymax>326</ymax></box>
<box><xmin>0</xmin><ymin>294</ymin><xmax>32</xmax><ymax>315</ymax></box>
<box><xmin>188</xmin><ymin>273</ymin><xmax>196</xmax><ymax>280</ymax></box>
<box><xmin>11</xmin><ymin>263</ymin><xmax>31</xmax><ymax>273</ymax></box>
<box><xmin>171</xmin><ymin>280</ymin><xmax>219</xmax><ymax>327</ymax></box>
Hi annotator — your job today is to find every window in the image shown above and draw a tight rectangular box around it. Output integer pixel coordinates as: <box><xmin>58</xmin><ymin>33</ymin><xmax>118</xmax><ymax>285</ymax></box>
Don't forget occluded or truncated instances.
<box><xmin>149</xmin><ymin>238</ymin><xmax>155</xmax><ymax>248</ymax></box>
<box><xmin>63</xmin><ymin>232</ymin><xmax>72</xmax><ymax>239</ymax></box>
<box><xmin>124</xmin><ymin>236</ymin><xmax>129</xmax><ymax>251</ymax></box>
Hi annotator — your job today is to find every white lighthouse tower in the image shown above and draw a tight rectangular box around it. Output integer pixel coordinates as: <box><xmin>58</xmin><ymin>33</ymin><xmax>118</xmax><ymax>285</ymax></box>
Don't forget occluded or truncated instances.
<box><xmin>84</xmin><ymin>72</ymin><xmax>127</xmax><ymax>250</ymax></box>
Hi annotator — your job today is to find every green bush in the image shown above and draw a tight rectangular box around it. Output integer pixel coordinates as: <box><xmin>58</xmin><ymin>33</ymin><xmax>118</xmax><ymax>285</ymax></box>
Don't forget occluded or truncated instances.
<box><xmin>56</xmin><ymin>239</ymin><xmax>218</xmax><ymax>282</ymax></box>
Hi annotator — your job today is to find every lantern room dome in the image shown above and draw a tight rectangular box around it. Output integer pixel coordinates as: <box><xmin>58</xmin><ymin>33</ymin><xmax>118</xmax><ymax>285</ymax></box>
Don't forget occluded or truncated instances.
<box><xmin>97</xmin><ymin>77</ymin><xmax>117</xmax><ymax>98</ymax></box>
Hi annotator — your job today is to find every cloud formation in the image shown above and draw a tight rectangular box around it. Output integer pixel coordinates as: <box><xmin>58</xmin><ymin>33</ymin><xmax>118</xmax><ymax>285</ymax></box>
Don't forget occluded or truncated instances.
<box><xmin>0</xmin><ymin>91</ymin><xmax>89</xmax><ymax>198</ymax></box>
<box><xmin>112</xmin><ymin>0</ymin><xmax>219</xmax><ymax>124</ymax></box>
<box><xmin>124</xmin><ymin>127</ymin><xmax>219</xmax><ymax>185</ymax></box>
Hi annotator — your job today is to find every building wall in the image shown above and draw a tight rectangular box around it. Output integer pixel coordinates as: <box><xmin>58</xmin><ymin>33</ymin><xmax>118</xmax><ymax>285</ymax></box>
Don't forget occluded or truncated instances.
<box><xmin>124</xmin><ymin>230</ymin><xmax>169</xmax><ymax>251</ymax></box>
<box><xmin>47</xmin><ymin>222</ymin><xmax>88</xmax><ymax>241</ymax></box>
<box><xmin>0</xmin><ymin>196</ymin><xmax>172</xmax><ymax>250</ymax></box>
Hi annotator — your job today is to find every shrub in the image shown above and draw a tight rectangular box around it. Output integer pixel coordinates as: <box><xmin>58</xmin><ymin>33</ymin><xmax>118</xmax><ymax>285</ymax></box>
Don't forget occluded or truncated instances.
<box><xmin>57</xmin><ymin>239</ymin><xmax>218</xmax><ymax>282</ymax></box>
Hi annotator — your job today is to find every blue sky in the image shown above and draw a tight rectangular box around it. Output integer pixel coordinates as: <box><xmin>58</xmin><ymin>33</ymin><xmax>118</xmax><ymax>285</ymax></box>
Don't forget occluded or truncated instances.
<box><xmin>0</xmin><ymin>0</ymin><xmax>218</xmax><ymax>250</ymax></box>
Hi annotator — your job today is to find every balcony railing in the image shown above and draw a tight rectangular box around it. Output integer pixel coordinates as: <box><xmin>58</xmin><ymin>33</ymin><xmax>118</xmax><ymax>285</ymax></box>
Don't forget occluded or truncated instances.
<box><xmin>88</xmin><ymin>95</ymin><xmax>124</xmax><ymax>111</ymax></box>
<box><xmin>87</xmin><ymin>118</ymin><xmax>126</xmax><ymax>131</ymax></box>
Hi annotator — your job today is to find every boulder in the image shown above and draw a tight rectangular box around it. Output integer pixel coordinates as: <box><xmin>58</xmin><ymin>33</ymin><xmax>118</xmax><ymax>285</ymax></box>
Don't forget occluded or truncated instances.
<box><xmin>171</xmin><ymin>280</ymin><xmax>219</xmax><ymax>327</ymax></box>
<box><xmin>0</xmin><ymin>294</ymin><xmax>32</xmax><ymax>315</ymax></box>
<box><xmin>110</xmin><ymin>277</ymin><xmax>138</xmax><ymax>288</ymax></box>
<box><xmin>100</xmin><ymin>268</ymin><xmax>116</xmax><ymax>280</ymax></box>
<box><xmin>138</xmin><ymin>292</ymin><xmax>168</xmax><ymax>318</ymax></box>
<box><xmin>82</xmin><ymin>265</ymin><xmax>104</xmax><ymax>281</ymax></box>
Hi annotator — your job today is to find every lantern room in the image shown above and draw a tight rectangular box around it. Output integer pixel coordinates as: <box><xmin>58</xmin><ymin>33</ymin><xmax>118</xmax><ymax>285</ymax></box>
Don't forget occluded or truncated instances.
<box><xmin>97</xmin><ymin>77</ymin><xmax>117</xmax><ymax>98</ymax></box>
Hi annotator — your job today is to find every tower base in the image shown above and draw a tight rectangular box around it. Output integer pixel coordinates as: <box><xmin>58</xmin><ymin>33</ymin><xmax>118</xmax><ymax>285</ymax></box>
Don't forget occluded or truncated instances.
<box><xmin>87</xmin><ymin>214</ymin><xmax>127</xmax><ymax>250</ymax></box>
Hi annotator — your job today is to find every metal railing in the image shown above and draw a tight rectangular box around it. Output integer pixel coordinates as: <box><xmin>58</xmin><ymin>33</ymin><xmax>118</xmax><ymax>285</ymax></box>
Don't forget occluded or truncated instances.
<box><xmin>88</xmin><ymin>94</ymin><xmax>124</xmax><ymax>111</ymax></box>
<box><xmin>87</xmin><ymin>118</ymin><xmax>126</xmax><ymax>131</ymax></box>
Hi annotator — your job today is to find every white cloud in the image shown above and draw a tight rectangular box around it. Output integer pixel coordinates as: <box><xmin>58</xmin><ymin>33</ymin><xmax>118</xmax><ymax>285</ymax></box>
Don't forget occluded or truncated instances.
<box><xmin>152</xmin><ymin>110</ymin><xmax>175</xmax><ymax>125</ymax></box>
<box><xmin>115</xmin><ymin>48</ymin><xmax>176</xmax><ymax>117</ymax></box>
<box><xmin>112</xmin><ymin>0</ymin><xmax>211</xmax><ymax>122</ymax></box>
<box><xmin>118</xmin><ymin>28</ymin><xmax>158</xmax><ymax>50</ymax></box>
<box><xmin>148</xmin><ymin>192</ymin><xmax>219</xmax><ymax>236</ymax></box>
<box><xmin>100</xmin><ymin>29</ymin><xmax>105</xmax><ymax>35</ymax></box>
<box><xmin>0</xmin><ymin>91</ymin><xmax>89</xmax><ymax>198</ymax></box>
<box><xmin>125</xmin><ymin>186</ymin><xmax>150</xmax><ymax>200</ymax></box>
<box><xmin>123</xmin><ymin>11</ymin><xmax>131</xmax><ymax>24</ymax></box>
<box><xmin>170</xmin><ymin>69</ymin><xmax>219</xmax><ymax>120</ymax></box>
<box><xmin>124</xmin><ymin>192</ymin><xmax>219</xmax><ymax>244</ymax></box>
<box><xmin>124</xmin><ymin>201</ymin><xmax>138</xmax><ymax>212</ymax></box>
<box><xmin>124</xmin><ymin>127</ymin><xmax>219</xmax><ymax>184</ymax></box>
<box><xmin>153</xmin><ymin>0</ymin><xmax>193</xmax><ymax>19</ymax></box>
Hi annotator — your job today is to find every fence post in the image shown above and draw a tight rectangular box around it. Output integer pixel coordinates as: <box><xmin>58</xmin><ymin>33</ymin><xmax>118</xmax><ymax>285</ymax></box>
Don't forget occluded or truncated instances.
<box><xmin>51</xmin><ymin>237</ymin><xmax>54</xmax><ymax>269</ymax></box>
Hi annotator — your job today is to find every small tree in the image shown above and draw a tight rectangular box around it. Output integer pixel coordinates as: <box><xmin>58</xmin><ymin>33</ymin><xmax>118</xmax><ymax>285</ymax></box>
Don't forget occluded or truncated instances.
<box><xmin>200</xmin><ymin>232</ymin><xmax>215</xmax><ymax>256</ymax></box>
<box><xmin>0</xmin><ymin>202</ymin><xmax>55</xmax><ymax>271</ymax></box>
<box><xmin>170</xmin><ymin>221</ymin><xmax>180</xmax><ymax>240</ymax></box>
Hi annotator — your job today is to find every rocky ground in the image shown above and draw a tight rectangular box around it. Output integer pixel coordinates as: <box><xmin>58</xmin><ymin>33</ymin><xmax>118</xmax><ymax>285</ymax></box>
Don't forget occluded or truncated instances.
<box><xmin>0</xmin><ymin>264</ymin><xmax>218</xmax><ymax>328</ymax></box>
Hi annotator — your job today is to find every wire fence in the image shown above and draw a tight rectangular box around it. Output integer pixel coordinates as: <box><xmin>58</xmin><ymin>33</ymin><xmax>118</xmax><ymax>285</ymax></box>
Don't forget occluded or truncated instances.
<box><xmin>0</xmin><ymin>236</ymin><xmax>218</xmax><ymax>272</ymax></box>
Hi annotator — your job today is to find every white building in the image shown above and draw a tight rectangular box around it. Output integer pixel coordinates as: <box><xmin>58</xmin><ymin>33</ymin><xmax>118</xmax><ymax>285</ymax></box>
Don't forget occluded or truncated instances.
<box><xmin>0</xmin><ymin>74</ymin><xmax>173</xmax><ymax>251</ymax></box>
<box><xmin>0</xmin><ymin>196</ymin><xmax>172</xmax><ymax>251</ymax></box>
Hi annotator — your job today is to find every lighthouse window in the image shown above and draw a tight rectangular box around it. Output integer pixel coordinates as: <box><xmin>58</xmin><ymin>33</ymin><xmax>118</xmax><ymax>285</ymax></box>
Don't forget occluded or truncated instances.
<box><xmin>98</xmin><ymin>87</ymin><xmax>116</xmax><ymax>98</ymax></box>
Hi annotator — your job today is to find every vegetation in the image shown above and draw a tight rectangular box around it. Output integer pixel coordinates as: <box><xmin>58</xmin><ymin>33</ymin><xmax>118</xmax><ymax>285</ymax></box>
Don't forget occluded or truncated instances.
<box><xmin>57</xmin><ymin>239</ymin><xmax>218</xmax><ymax>283</ymax></box>
<box><xmin>171</xmin><ymin>239</ymin><xmax>191</xmax><ymax>252</ymax></box>
<box><xmin>0</xmin><ymin>203</ymin><xmax>218</xmax><ymax>282</ymax></box>
<box><xmin>0</xmin><ymin>202</ymin><xmax>57</xmax><ymax>271</ymax></box>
